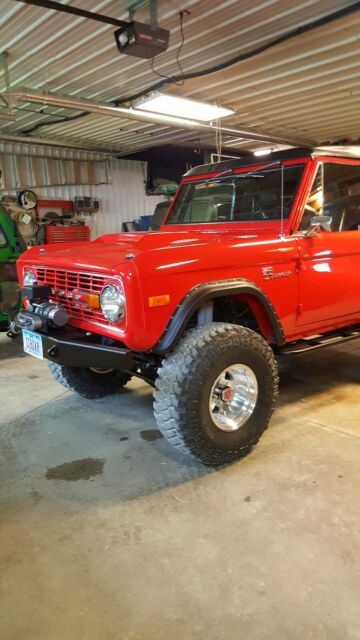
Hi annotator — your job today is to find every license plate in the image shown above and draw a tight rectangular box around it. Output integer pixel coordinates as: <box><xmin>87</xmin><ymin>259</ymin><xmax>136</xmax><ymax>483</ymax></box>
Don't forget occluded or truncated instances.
<box><xmin>22</xmin><ymin>329</ymin><xmax>43</xmax><ymax>360</ymax></box>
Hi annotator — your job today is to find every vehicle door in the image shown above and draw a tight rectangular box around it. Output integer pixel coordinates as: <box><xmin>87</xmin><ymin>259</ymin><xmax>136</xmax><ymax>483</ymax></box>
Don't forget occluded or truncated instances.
<box><xmin>296</xmin><ymin>159</ymin><xmax>360</xmax><ymax>326</ymax></box>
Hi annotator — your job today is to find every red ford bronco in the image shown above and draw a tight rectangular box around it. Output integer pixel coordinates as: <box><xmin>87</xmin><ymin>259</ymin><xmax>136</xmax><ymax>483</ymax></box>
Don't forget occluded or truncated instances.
<box><xmin>9</xmin><ymin>147</ymin><xmax>360</xmax><ymax>465</ymax></box>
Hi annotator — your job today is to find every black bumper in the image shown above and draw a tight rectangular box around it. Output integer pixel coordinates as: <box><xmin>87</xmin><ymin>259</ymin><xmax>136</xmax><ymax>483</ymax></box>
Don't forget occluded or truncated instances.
<box><xmin>33</xmin><ymin>330</ymin><xmax>133</xmax><ymax>371</ymax></box>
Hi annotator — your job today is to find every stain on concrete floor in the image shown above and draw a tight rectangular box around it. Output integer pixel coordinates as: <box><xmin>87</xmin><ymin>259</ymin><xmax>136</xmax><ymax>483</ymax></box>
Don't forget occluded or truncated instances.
<box><xmin>45</xmin><ymin>457</ymin><xmax>104</xmax><ymax>481</ymax></box>
<box><xmin>140</xmin><ymin>429</ymin><xmax>163</xmax><ymax>441</ymax></box>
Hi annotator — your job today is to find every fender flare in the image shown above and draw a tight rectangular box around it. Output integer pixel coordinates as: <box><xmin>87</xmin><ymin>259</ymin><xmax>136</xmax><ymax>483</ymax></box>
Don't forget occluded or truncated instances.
<box><xmin>153</xmin><ymin>278</ymin><xmax>285</xmax><ymax>353</ymax></box>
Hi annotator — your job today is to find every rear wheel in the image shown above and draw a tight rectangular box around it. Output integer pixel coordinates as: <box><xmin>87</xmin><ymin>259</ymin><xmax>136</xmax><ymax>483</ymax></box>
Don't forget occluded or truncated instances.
<box><xmin>48</xmin><ymin>362</ymin><xmax>132</xmax><ymax>398</ymax></box>
<box><xmin>154</xmin><ymin>323</ymin><xmax>278</xmax><ymax>465</ymax></box>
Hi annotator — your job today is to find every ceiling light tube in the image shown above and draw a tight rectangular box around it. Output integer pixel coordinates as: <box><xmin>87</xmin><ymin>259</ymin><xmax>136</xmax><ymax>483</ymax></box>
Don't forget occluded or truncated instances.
<box><xmin>134</xmin><ymin>92</ymin><xmax>234</xmax><ymax>122</ymax></box>
<box><xmin>254</xmin><ymin>148</ymin><xmax>272</xmax><ymax>156</ymax></box>
<box><xmin>130</xmin><ymin>107</ymin><xmax>199</xmax><ymax>127</ymax></box>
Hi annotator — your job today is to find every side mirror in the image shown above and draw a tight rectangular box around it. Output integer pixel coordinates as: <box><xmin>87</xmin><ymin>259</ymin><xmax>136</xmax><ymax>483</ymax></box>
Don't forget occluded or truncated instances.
<box><xmin>305</xmin><ymin>215</ymin><xmax>332</xmax><ymax>237</ymax></box>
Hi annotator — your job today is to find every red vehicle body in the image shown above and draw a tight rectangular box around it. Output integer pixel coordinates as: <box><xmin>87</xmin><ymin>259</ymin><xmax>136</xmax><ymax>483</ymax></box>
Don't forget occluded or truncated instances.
<box><xmin>11</xmin><ymin>147</ymin><xmax>360</xmax><ymax>465</ymax></box>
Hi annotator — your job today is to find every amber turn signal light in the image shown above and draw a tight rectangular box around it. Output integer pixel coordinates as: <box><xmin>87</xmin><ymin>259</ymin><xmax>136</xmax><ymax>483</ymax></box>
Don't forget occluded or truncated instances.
<box><xmin>148</xmin><ymin>294</ymin><xmax>170</xmax><ymax>307</ymax></box>
<box><xmin>86</xmin><ymin>294</ymin><xmax>100</xmax><ymax>308</ymax></box>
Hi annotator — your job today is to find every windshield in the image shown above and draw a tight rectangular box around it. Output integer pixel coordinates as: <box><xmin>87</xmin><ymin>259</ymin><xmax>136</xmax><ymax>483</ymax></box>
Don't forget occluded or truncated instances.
<box><xmin>165</xmin><ymin>164</ymin><xmax>304</xmax><ymax>225</ymax></box>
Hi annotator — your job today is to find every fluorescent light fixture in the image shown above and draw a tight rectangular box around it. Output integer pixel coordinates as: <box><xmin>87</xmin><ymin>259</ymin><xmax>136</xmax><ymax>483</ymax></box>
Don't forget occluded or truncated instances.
<box><xmin>130</xmin><ymin>107</ymin><xmax>200</xmax><ymax>127</ymax></box>
<box><xmin>254</xmin><ymin>148</ymin><xmax>272</xmax><ymax>156</ymax></box>
<box><xmin>135</xmin><ymin>93</ymin><xmax>234</xmax><ymax>122</ymax></box>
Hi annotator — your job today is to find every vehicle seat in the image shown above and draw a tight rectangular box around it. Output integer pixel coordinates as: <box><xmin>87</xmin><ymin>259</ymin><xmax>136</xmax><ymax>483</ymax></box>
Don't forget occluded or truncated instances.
<box><xmin>299</xmin><ymin>209</ymin><xmax>314</xmax><ymax>231</ymax></box>
<box><xmin>187</xmin><ymin>200</ymin><xmax>213</xmax><ymax>223</ymax></box>
<box><xmin>257</xmin><ymin>191</ymin><xmax>278</xmax><ymax>219</ymax></box>
<box><xmin>212</xmin><ymin>195</ymin><xmax>232</xmax><ymax>221</ymax></box>
<box><xmin>151</xmin><ymin>202</ymin><xmax>169</xmax><ymax>230</ymax></box>
<box><xmin>233</xmin><ymin>193</ymin><xmax>255</xmax><ymax>219</ymax></box>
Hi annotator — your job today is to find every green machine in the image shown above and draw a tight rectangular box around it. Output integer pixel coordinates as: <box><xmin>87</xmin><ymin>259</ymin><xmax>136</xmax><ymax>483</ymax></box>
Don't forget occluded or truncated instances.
<box><xmin>0</xmin><ymin>203</ymin><xmax>26</xmax><ymax>331</ymax></box>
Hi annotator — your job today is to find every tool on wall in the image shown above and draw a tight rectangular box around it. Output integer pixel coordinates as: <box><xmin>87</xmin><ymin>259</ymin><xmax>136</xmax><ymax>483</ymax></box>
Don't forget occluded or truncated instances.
<box><xmin>17</xmin><ymin>189</ymin><xmax>37</xmax><ymax>210</ymax></box>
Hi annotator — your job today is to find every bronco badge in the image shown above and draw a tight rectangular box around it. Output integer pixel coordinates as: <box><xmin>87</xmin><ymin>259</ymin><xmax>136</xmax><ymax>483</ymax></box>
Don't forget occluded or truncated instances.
<box><xmin>262</xmin><ymin>266</ymin><xmax>292</xmax><ymax>280</ymax></box>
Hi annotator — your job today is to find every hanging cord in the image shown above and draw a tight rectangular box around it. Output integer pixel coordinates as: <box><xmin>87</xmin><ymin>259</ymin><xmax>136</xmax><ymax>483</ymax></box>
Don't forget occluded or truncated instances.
<box><xmin>22</xmin><ymin>110</ymin><xmax>87</xmax><ymax>135</ymax></box>
<box><xmin>150</xmin><ymin>55</ymin><xmax>170</xmax><ymax>80</ymax></box>
<box><xmin>174</xmin><ymin>9</ymin><xmax>189</xmax><ymax>86</ymax></box>
<box><xmin>215</xmin><ymin>119</ymin><xmax>222</xmax><ymax>161</ymax></box>
<box><xmin>150</xmin><ymin>10</ymin><xmax>189</xmax><ymax>85</ymax></box>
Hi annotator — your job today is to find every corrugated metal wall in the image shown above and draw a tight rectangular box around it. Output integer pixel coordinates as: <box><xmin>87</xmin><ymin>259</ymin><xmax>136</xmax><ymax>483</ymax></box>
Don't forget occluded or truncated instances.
<box><xmin>0</xmin><ymin>143</ymin><xmax>162</xmax><ymax>238</ymax></box>
<box><xmin>88</xmin><ymin>158</ymin><xmax>162</xmax><ymax>238</ymax></box>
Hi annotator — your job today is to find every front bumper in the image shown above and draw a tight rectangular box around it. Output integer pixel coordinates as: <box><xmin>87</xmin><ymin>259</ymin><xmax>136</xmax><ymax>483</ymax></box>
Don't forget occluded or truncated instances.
<box><xmin>23</xmin><ymin>328</ymin><xmax>133</xmax><ymax>371</ymax></box>
<box><xmin>9</xmin><ymin>284</ymin><xmax>134</xmax><ymax>370</ymax></box>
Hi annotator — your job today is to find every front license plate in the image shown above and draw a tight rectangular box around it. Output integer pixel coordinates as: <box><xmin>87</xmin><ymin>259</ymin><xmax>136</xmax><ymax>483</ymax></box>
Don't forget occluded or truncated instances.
<box><xmin>22</xmin><ymin>329</ymin><xmax>44</xmax><ymax>360</ymax></box>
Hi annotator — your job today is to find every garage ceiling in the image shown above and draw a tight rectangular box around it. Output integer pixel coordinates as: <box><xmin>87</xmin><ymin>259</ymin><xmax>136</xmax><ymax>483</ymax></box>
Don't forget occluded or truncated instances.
<box><xmin>1</xmin><ymin>0</ymin><xmax>360</xmax><ymax>154</ymax></box>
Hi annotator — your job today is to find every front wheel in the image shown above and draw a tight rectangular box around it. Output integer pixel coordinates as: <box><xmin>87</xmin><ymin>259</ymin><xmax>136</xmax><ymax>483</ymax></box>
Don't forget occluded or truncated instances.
<box><xmin>154</xmin><ymin>323</ymin><xmax>279</xmax><ymax>465</ymax></box>
<box><xmin>48</xmin><ymin>362</ymin><xmax>132</xmax><ymax>398</ymax></box>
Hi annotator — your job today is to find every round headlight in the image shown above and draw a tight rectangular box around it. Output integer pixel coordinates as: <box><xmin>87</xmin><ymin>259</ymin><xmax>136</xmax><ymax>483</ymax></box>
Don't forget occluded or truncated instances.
<box><xmin>23</xmin><ymin>270</ymin><xmax>36</xmax><ymax>286</ymax></box>
<box><xmin>100</xmin><ymin>283</ymin><xmax>125</xmax><ymax>323</ymax></box>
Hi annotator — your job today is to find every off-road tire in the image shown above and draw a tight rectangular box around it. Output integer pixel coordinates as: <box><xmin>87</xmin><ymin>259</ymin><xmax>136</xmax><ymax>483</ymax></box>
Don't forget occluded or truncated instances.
<box><xmin>48</xmin><ymin>362</ymin><xmax>132</xmax><ymax>399</ymax></box>
<box><xmin>154</xmin><ymin>323</ymin><xmax>279</xmax><ymax>465</ymax></box>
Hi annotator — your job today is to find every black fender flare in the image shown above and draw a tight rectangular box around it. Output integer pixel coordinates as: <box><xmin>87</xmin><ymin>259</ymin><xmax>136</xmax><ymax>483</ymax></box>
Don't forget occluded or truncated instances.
<box><xmin>153</xmin><ymin>278</ymin><xmax>285</xmax><ymax>353</ymax></box>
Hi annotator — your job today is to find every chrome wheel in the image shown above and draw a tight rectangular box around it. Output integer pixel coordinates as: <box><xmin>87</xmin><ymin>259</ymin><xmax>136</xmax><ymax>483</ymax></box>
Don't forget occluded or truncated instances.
<box><xmin>209</xmin><ymin>364</ymin><xmax>258</xmax><ymax>432</ymax></box>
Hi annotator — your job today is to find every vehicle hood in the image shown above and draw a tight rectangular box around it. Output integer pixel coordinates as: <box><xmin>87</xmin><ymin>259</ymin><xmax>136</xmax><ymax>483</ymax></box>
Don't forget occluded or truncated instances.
<box><xmin>19</xmin><ymin>238</ymin><xmax>139</xmax><ymax>273</ymax></box>
<box><xmin>19</xmin><ymin>229</ymin><xmax>295</xmax><ymax>275</ymax></box>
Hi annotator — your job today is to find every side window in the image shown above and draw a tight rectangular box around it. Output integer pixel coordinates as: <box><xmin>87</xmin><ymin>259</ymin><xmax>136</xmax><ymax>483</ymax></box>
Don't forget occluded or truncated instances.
<box><xmin>300</xmin><ymin>162</ymin><xmax>360</xmax><ymax>232</ymax></box>
<box><xmin>323</xmin><ymin>163</ymin><xmax>360</xmax><ymax>232</ymax></box>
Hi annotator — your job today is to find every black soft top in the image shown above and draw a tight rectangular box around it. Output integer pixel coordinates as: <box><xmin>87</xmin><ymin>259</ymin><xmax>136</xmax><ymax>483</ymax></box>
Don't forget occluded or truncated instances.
<box><xmin>184</xmin><ymin>146</ymin><xmax>360</xmax><ymax>177</ymax></box>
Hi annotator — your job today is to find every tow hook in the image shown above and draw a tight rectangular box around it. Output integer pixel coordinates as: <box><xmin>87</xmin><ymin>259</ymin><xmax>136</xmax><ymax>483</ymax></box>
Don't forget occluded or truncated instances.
<box><xmin>7</xmin><ymin>323</ymin><xmax>20</xmax><ymax>339</ymax></box>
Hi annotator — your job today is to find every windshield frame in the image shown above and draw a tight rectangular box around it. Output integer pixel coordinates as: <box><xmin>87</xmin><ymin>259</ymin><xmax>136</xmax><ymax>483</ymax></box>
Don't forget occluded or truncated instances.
<box><xmin>161</xmin><ymin>157</ymin><xmax>311</xmax><ymax>232</ymax></box>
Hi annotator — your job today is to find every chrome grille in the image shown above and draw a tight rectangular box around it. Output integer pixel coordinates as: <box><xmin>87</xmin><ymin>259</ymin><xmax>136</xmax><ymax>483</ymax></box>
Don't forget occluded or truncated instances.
<box><xmin>33</xmin><ymin>267</ymin><xmax>108</xmax><ymax>323</ymax></box>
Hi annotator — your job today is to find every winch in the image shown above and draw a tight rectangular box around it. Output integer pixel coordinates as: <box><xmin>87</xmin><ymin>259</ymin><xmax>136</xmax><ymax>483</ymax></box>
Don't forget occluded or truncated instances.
<box><xmin>8</xmin><ymin>283</ymin><xmax>68</xmax><ymax>337</ymax></box>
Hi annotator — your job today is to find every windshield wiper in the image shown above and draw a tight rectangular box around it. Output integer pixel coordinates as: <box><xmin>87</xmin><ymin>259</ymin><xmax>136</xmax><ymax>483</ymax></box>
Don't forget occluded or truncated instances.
<box><xmin>203</xmin><ymin>168</ymin><xmax>233</xmax><ymax>184</ymax></box>
<box><xmin>204</xmin><ymin>160</ymin><xmax>281</xmax><ymax>184</ymax></box>
<box><xmin>238</xmin><ymin>160</ymin><xmax>281</xmax><ymax>179</ymax></box>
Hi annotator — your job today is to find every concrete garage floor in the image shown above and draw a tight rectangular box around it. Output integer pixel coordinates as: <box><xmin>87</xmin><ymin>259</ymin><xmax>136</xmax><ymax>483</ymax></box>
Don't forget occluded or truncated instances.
<box><xmin>0</xmin><ymin>333</ymin><xmax>360</xmax><ymax>640</ymax></box>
